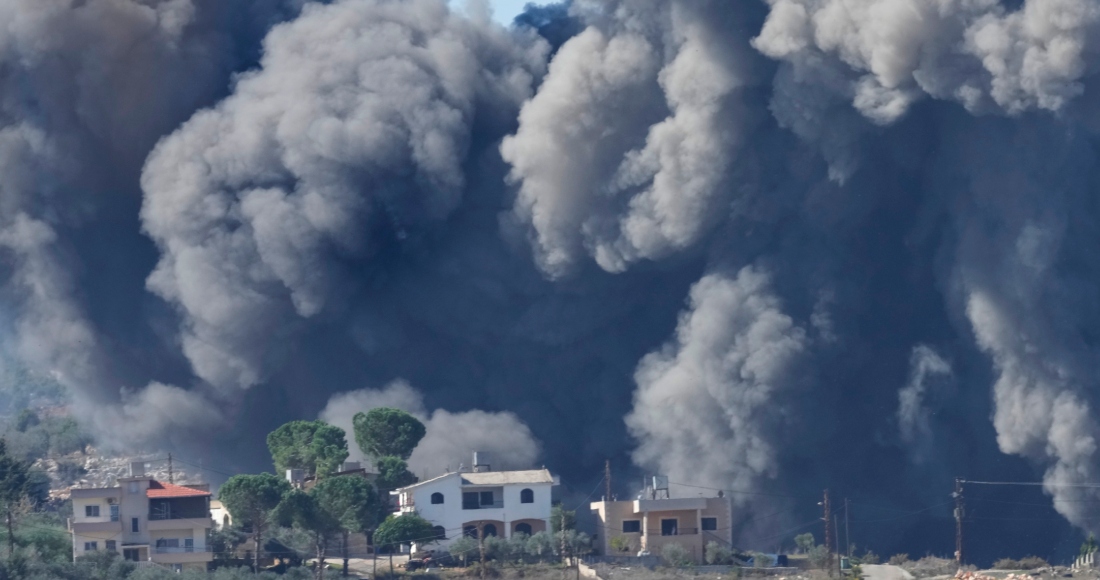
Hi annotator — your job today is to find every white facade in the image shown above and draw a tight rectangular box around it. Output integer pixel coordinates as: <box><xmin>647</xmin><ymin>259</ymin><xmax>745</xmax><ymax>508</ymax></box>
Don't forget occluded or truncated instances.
<box><xmin>392</xmin><ymin>469</ymin><xmax>555</xmax><ymax>551</ymax></box>
<box><xmin>69</xmin><ymin>471</ymin><xmax>214</xmax><ymax>571</ymax></box>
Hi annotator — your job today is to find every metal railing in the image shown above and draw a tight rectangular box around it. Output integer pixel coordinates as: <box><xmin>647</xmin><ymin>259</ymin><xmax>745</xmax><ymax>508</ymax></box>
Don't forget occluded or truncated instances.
<box><xmin>149</xmin><ymin>512</ymin><xmax>208</xmax><ymax>521</ymax></box>
<box><xmin>462</xmin><ymin>501</ymin><xmax>504</xmax><ymax>510</ymax></box>
<box><xmin>154</xmin><ymin>546</ymin><xmax>211</xmax><ymax>554</ymax></box>
<box><xmin>651</xmin><ymin>528</ymin><xmax>698</xmax><ymax>536</ymax></box>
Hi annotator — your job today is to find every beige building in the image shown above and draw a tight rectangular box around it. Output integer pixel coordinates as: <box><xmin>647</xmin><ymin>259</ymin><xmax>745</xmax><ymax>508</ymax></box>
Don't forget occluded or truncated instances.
<box><xmin>591</xmin><ymin>496</ymin><xmax>732</xmax><ymax>564</ymax></box>
<box><xmin>68</xmin><ymin>462</ymin><xmax>214</xmax><ymax>571</ymax></box>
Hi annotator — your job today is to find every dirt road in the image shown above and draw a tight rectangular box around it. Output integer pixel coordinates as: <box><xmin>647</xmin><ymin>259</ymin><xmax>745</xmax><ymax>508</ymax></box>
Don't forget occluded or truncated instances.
<box><xmin>863</xmin><ymin>564</ymin><xmax>917</xmax><ymax>580</ymax></box>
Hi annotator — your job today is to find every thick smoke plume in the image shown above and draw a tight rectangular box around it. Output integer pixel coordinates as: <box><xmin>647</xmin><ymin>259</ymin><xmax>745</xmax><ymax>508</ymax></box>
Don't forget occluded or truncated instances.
<box><xmin>318</xmin><ymin>381</ymin><xmax>541</xmax><ymax>478</ymax></box>
<box><xmin>1</xmin><ymin>0</ymin><xmax>1100</xmax><ymax>561</ymax></box>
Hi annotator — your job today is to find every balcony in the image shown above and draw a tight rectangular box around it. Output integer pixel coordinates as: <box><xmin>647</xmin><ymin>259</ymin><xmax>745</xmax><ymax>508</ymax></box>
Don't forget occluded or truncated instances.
<box><xmin>69</xmin><ymin>518</ymin><xmax>123</xmax><ymax>534</ymax></box>
<box><xmin>651</xmin><ymin>528</ymin><xmax>698</xmax><ymax>536</ymax></box>
<box><xmin>462</xmin><ymin>500</ymin><xmax>504</xmax><ymax>510</ymax></box>
<box><xmin>154</xmin><ymin>546</ymin><xmax>211</xmax><ymax>554</ymax></box>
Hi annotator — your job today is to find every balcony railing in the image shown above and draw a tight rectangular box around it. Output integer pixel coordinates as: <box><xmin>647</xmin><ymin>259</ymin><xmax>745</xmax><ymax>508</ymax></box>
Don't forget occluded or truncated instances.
<box><xmin>651</xmin><ymin>528</ymin><xmax>698</xmax><ymax>536</ymax></box>
<box><xmin>149</xmin><ymin>513</ymin><xmax>207</xmax><ymax>521</ymax></box>
<box><xmin>462</xmin><ymin>501</ymin><xmax>504</xmax><ymax>510</ymax></box>
<box><xmin>154</xmin><ymin>546</ymin><xmax>211</xmax><ymax>554</ymax></box>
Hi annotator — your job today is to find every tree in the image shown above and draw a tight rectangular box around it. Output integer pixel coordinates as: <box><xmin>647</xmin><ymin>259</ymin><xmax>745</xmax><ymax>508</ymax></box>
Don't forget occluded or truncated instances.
<box><xmin>1083</xmin><ymin>534</ymin><xmax>1099</xmax><ymax>556</ymax></box>
<box><xmin>274</xmin><ymin>490</ymin><xmax>342</xmax><ymax>580</ymax></box>
<box><xmin>372</xmin><ymin>514</ymin><xmax>437</xmax><ymax>550</ymax></box>
<box><xmin>526</xmin><ymin>531</ymin><xmax>556</xmax><ymax>561</ymax></box>
<box><xmin>550</xmin><ymin>505</ymin><xmax>576</xmax><ymax>533</ymax></box>
<box><xmin>218</xmin><ymin>473</ymin><xmax>291</xmax><ymax>572</ymax></box>
<box><xmin>0</xmin><ymin>439</ymin><xmax>32</xmax><ymax>555</ymax></box>
<box><xmin>267</xmin><ymin>421</ymin><xmax>350</xmax><ymax>478</ymax></box>
<box><xmin>352</xmin><ymin>408</ymin><xmax>426</xmax><ymax>461</ymax></box>
<box><xmin>311</xmin><ymin>475</ymin><xmax>380</xmax><ymax>577</ymax></box>
<box><xmin>373</xmin><ymin>514</ymin><xmax>437</xmax><ymax>577</ymax></box>
<box><xmin>374</xmin><ymin>457</ymin><xmax>417</xmax><ymax>492</ymax></box>
<box><xmin>450</xmin><ymin>535</ymin><xmax>478</xmax><ymax>565</ymax></box>
<box><xmin>795</xmin><ymin>533</ymin><xmax>815</xmax><ymax>554</ymax></box>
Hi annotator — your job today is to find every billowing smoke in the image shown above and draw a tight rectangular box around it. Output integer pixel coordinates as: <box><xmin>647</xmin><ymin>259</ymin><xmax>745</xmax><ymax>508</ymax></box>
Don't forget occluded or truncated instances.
<box><xmin>140</xmin><ymin>0</ymin><xmax>548</xmax><ymax>390</ymax></box>
<box><xmin>625</xmin><ymin>267</ymin><xmax>808</xmax><ymax>496</ymax></box>
<box><xmin>318</xmin><ymin>381</ymin><xmax>541</xmax><ymax>478</ymax></box>
<box><xmin>897</xmin><ymin>346</ymin><xmax>953</xmax><ymax>464</ymax></box>
<box><xmin>2</xmin><ymin>0</ymin><xmax>1100</xmax><ymax>562</ymax></box>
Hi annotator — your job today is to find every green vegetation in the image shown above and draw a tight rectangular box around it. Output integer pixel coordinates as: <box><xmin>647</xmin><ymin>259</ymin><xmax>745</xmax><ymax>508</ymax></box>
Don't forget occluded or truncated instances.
<box><xmin>888</xmin><ymin>553</ymin><xmax>910</xmax><ymax>565</ymax></box>
<box><xmin>374</xmin><ymin>514</ymin><xmax>437</xmax><ymax>550</ymax></box>
<box><xmin>991</xmin><ymin>556</ymin><xmax>1049</xmax><ymax>570</ymax></box>
<box><xmin>661</xmin><ymin>543</ymin><xmax>693</xmax><ymax>567</ymax></box>
<box><xmin>705</xmin><ymin>541</ymin><xmax>735</xmax><ymax>565</ymax></box>
<box><xmin>218</xmin><ymin>473</ymin><xmax>292</xmax><ymax>572</ymax></box>
<box><xmin>266</xmin><ymin>420</ymin><xmax>350</xmax><ymax>478</ymax></box>
<box><xmin>1083</xmin><ymin>533</ymin><xmax>1098</xmax><ymax>556</ymax></box>
<box><xmin>352</xmin><ymin>408</ymin><xmax>426</xmax><ymax>461</ymax></box>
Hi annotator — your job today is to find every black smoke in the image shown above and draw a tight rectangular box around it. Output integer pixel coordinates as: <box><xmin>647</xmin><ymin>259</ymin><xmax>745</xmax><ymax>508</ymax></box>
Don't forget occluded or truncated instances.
<box><xmin>0</xmin><ymin>0</ymin><xmax>1098</xmax><ymax>566</ymax></box>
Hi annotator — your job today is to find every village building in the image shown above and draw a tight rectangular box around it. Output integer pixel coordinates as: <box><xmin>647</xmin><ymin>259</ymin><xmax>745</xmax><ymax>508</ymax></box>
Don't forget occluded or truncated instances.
<box><xmin>391</xmin><ymin>454</ymin><xmax>557</xmax><ymax>551</ymax></box>
<box><xmin>68</xmin><ymin>462</ymin><xmax>214</xmax><ymax>571</ymax></box>
<box><xmin>590</xmin><ymin>481</ymin><xmax>732</xmax><ymax>565</ymax></box>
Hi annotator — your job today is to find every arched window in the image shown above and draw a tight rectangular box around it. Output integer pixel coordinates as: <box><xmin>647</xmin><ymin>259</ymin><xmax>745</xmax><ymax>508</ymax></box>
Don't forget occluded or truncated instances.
<box><xmin>464</xmin><ymin>526</ymin><xmax>478</xmax><ymax>538</ymax></box>
<box><xmin>433</xmin><ymin>526</ymin><xmax>446</xmax><ymax>540</ymax></box>
<box><xmin>483</xmin><ymin>523</ymin><xmax>498</xmax><ymax>537</ymax></box>
<box><xmin>514</xmin><ymin>522</ymin><xmax>532</xmax><ymax>536</ymax></box>
<box><xmin>431</xmin><ymin>492</ymin><xmax>444</xmax><ymax>504</ymax></box>
<box><xmin>520</xmin><ymin>488</ymin><xmax>534</xmax><ymax>504</ymax></box>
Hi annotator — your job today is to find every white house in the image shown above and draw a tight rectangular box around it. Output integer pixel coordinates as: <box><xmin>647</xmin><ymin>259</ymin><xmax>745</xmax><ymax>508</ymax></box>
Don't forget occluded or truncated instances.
<box><xmin>391</xmin><ymin>466</ymin><xmax>556</xmax><ymax>551</ymax></box>
<box><xmin>68</xmin><ymin>462</ymin><xmax>214</xmax><ymax>572</ymax></box>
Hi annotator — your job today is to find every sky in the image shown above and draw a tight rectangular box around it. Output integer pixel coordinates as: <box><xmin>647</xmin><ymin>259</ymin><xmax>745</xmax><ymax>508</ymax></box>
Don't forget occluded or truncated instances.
<box><xmin>0</xmin><ymin>0</ymin><xmax>1099</xmax><ymax>566</ymax></box>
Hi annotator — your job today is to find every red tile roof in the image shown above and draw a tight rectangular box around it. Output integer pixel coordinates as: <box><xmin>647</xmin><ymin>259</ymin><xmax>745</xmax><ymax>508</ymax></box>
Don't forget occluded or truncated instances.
<box><xmin>146</xmin><ymin>481</ymin><xmax>211</xmax><ymax>499</ymax></box>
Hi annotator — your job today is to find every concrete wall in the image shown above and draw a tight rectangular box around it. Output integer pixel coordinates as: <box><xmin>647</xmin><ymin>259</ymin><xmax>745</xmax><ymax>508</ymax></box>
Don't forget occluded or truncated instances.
<box><xmin>591</xmin><ymin>496</ymin><xmax>732</xmax><ymax>564</ymax></box>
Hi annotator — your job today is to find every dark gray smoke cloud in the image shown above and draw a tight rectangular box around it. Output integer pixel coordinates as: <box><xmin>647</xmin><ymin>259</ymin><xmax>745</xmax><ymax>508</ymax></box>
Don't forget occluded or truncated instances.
<box><xmin>2</xmin><ymin>0</ymin><xmax>1100</xmax><ymax>563</ymax></box>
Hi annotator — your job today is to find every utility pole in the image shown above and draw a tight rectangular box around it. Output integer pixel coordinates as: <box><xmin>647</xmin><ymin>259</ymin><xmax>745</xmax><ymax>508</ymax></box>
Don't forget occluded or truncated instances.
<box><xmin>835</xmin><ymin>514</ymin><xmax>842</xmax><ymax>576</ymax></box>
<box><xmin>605</xmin><ymin>460</ymin><xmax>612</xmax><ymax>501</ymax></box>
<box><xmin>845</xmin><ymin>498</ymin><xmax>851</xmax><ymax>557</ymax></box>
<box><xmin>167</xmin><ymin>453</ymin><xmax>174</xmax><ymax>484</ymax></box>
<box><xmin>954</xmin><ymin>478</ymin><xmax>964</xmax><ymax>567</ymax></box>
<box><xmin>823</xmin><ymin>489</ymin><xmax>833</xmax><ymax>576</ymax></box>
<box><xmin>479</xmin><ymin>523</ymin><xmax>487</xmax><ymax>580</ymax></box>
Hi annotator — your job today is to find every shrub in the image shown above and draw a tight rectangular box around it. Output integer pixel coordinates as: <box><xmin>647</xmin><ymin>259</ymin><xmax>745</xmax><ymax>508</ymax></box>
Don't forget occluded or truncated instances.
<box><xmin>661</xmin><ymin>543</ymin><xmax>693</xmax><ymax>567</ymax></box>
<box><xmin>861</xmin><ymin>551</ymin><xmax>881</xmax><ymax>565</ymax></box>
<box><xmin>992</xmin><ymin>556</ymin><xmax>1048</xmax><ymax>570</ymax></box>
<box><xmin>705</xmin><ymin>541</ymin><xmax>734</xmax><ymax>565</ymax></box>
<box><xmin>610</xmin><ymin>535</ymin><xmax>633</xmax><ymax>553</ymax></box>
<box><xmin>889</xmin><ymin>554</ymin><xmax>911</xmax><ymax>565</ymax></box>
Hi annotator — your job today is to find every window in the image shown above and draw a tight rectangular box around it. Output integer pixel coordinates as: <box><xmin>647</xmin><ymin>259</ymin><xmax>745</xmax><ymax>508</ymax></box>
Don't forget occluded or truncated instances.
<box><xmin>462</xmin><ymin>492</ymin><xmax>479</xmax><ymax>510</ymax></box>
<box><xmin>520</xmin><ymin>488</ymin><xmax>534</xmax><ymax>503</ymax></box>
<box><xmin>482</xmin><ymin>523</ymin><xmax>497</xmax><ymax>537</ymax></box>
<box><xmin>84</xmin><ymin>542</ymin><xmax>98</xmax><ymax>551</ymax></box>
<box><xmin>128</xmin><ymin>482</ymin><xmax>139</xmax><ymax>494</ymax></box>
<box><xmin>514</xmin><ymin>522</ymin><xmax>533</xmax><ymax>536</ymax></box>
<box><xmin>622</xmin><ymin>520</ymin><xmax>641</xmax><ymax>533</ymax></box>
<box><xmin>106</xmin><ymin>540</ymin><xmax>116</xmax><ymax>552</ymax></box>
<box><xmin>660</xmin><ymin>519</ymin><xmax>678</xmax><ymax>536</ymax></box>
<box><xmin>702</xmin><ymin>517</ymin><xmax>717</xmax><ymax>531</ymax></box>
<box><xmin>110</xmin><ymin>505</ymin><xmax>120</xmax><ymax>522</ymax></box>
<box><xmin>479</xmin><ymin>491</ymin><xmax>494</xmax><ymax>506</ymax></box>
<box><xmin>131</xmin><ymin>517</ymin><xmax>140</xmax><ymax>533</ymax></box>
<box><xmin>433</xmin><ymin>526</ymin><xmax>446</xmax><ymax>540</ymax></box>
<box><xmin>184</xmin><ymin>539</ymin><xmax>194</xmax><ymax>552</ymax></box>
<box><xmin>85</xmin><ymin>505</ymin><xmax>100</xmax><ymax>517</ymax></box>
<box><xmin>431</xmin><ymin>492</ymin><xmax>444</xmax><ymax>505</ymax></box>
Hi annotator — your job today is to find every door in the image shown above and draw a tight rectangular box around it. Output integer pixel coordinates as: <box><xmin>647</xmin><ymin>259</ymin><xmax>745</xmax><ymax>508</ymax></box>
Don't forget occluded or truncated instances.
<box><xmin>661</xmin><ymin>518</ymin><xmax>678</xmax><ymax>536</ymax></box>
<box><xmin>123</xmin><ymin>548</ymin><xmax>140</xmax><ymax>562</ymax></box>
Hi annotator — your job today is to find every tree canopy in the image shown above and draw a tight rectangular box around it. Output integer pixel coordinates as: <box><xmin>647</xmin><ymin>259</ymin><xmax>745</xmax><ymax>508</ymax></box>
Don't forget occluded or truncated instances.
<box><xmin>267</xmin><ymin>420</ymin><xmax>349</xmax><ymax>477</ymax></box>
<box><xmin>311</xmin><ymin>474</ymin><xmax>380</xmax><ymax>535</ymax></box>
<box><xmin>352</xmin><ymin>408</ymin><xmax>426</xmax><ymax>460</ymax></box>
<box><xmin>219</xmin><ymin>473</ymin><xmax>291</xmax><ymax>571</ymax></box>
<box><xmin>372</xmin><ymin>514</ymin><xmax>437</xmax><ymax>549</ymax></box>
<box><xmin>374</xmin><ymin>456</ymin><xmax>417</xmax><ymax>493</ymax></box>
